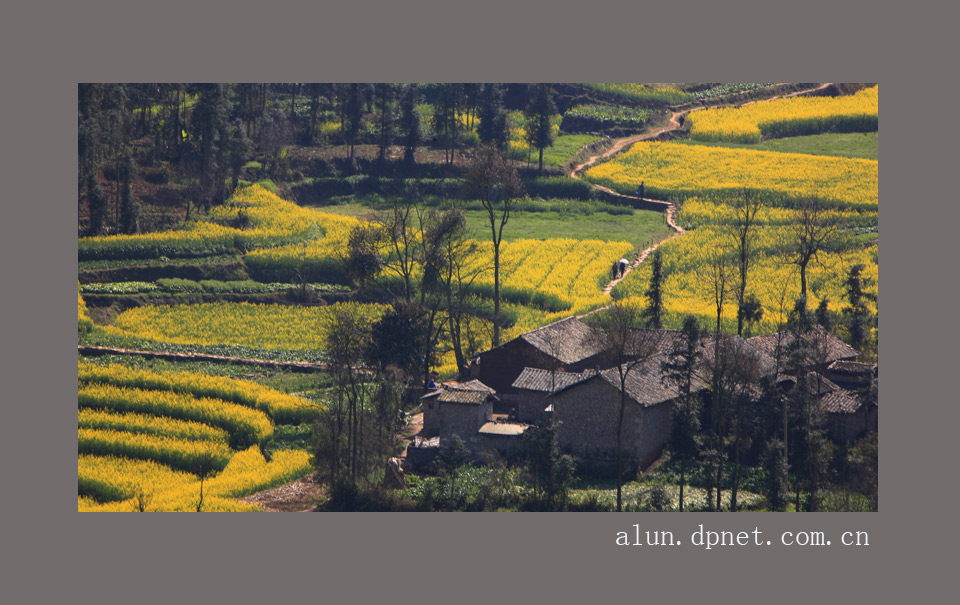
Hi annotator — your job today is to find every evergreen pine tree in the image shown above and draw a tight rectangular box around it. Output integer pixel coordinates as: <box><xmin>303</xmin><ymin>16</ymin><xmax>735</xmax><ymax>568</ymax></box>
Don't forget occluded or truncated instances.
<box><xmin>524</xmin><ymin>84</ymin><xmax>557</xmax><ymax>175</ymax></box>
<box><xmin>641</xmin><ymin>249</ymin><xmax>664</xmax><ymax>329</ymax></box>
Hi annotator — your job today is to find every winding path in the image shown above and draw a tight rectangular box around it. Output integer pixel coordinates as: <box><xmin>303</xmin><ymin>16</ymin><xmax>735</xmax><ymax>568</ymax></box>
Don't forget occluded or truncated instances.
<box><xmin>571</xmin><ymin>83</ymin><xmax>834</xmax><ymax>299</ymax></box>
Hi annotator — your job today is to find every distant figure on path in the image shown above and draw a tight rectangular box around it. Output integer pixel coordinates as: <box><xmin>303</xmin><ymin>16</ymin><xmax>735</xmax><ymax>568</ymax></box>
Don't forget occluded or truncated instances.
<box><xmin>679</xmin><ymin>115</ymin><xmax>685</xmax><ymax>127</ymax></box>
<box><xmin>637</xmin><ymin>181</ymin><xmax>645</xmax><ymax>200</ymax></box>
<box><xmin>618</xmin><ymin>258</ymin><xmax>629</xmax><ymax>277</ymax></box>
<box><xmin>612</xmin><ymin>261</ymin><xmax>619</xmax><ymax>279</ymax></box>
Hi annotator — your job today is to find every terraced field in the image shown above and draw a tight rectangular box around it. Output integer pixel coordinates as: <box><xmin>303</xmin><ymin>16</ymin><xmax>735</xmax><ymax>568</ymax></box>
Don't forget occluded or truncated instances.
<box><xmin>77</xmin><ymin>362</ymin><xmax>317</xmax><ymax>511</ymax></box>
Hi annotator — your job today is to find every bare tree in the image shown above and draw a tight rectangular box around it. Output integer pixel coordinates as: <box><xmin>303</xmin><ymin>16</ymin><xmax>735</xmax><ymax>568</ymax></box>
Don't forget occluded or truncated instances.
<box><xmin>784</xmin><ymin>196</ymin><xmax>846</xmax><ymax>299</ymax></box>
<box><xmin>705</xmin><ymin>336</ymin><xmax>762</xmax><ymax>511</ymax></box>
<box><xmin>320</xmin><ymin>306</ymin><xmax>375</xmax><ymax>485</ymax></box>
<box><xmin>424</xmin><ymin>207</ymin><xmax>491</xmax><ymax>379</ymax></box>
<box><xmin>464</xmin><ymin>144</ymin><xmax>524</xmax><ymax>347</ymax></box>
<box><xmin>697</xmin><ymin>248</ymin><xmax>733</xmax><ymax>338</ymax></box>
<box><xmin>661</xmin><ymin>315</ymin><xmax>704</xmax><ymax>512</ymax></box>
<box><xmin>727</xmin><ymin>188</ymin><xmax>764</xmax><ymax>337</ymax></box>
<box><xmin>592</xmin><ymin>302</ymin><xmax>665</xmax><ymax>512</ymax></box>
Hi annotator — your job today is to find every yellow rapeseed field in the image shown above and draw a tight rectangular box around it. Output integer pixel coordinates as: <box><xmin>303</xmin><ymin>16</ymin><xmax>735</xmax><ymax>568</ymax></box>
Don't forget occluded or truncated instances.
<box><xmin>78</xmin><ymin>447</ymin><xmax>311</xmax><ymax>512</ymax></box>
<box><xmin>687</xmin><ymin>85</ymin><xmax>878</xmax><ymax>143</ymax></box>
<box><xmin>584</xmin><ymin>141</ymin><xmax>878</xmax><ymax>208</ymax></box>
<box><xmin>79</xmin><ymin>185</ymin><xmax>327</xmax><ymax>260</ymax></box>
<box><xmin>106</xmin><ymin>301</ymin><xmax>388</xmax><ymax>355</ymax></box>
<box><xmin>78</xmin><ymin>286</ymin><xmax>93</xmax><ymax>332</ymax></box>
<box><xmin>78</xmin><ymin>361</ymin><xmax>320</xmax><ymax>424</ymax></box>
<box><xmin>77</xmin><ymin>362</ymin><xmax>315</xmax><ymax>511</ymax></box>
<box><xmin>613</xmin><ymin>213</ymin><xmax>878</xmax><ymax>334</ymax></box>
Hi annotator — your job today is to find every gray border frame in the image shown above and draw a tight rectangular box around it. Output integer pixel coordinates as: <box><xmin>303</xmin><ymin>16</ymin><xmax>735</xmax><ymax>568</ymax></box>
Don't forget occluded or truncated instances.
<box><xmin>6</xmin><ymin>0</ymin><xmax>952</xmax><ymax>602</ymax></box>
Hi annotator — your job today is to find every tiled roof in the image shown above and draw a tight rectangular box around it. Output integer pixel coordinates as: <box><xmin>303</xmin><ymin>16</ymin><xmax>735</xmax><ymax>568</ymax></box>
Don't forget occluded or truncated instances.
<box><xmin>827</xmin><ymin>361</ymin><xmax>877</xmax><ymax>388</ymax></box>
<box><xmin>819</xmin><ymin>388</ymin><xmax>866</xmax><ymax>414</ymax></box>
<box><xmin>603</xmin><ymin>358</ymin><xmax>710</xmax><ymax>406</ymax></box>
<box><xmin>698</xmin><ymin>334</ymin><xmax>779</xmax><ymax>379</ymax></box>
<box><xmin>512</xmin><ymin>367</ymin><xmax>595</xmax><ymax>392</ymax></box>
<box><xmin>519</xmin><ymin>317</ymin><xmax>607</xmax><ymax>365</ymax></box>
<box><xmin>449</xmin><ymin>379</ymin><xmax>496</xmax><ymax>393</ymax></box>
<box><xmin>745</xmin><ymin>325</ymin><xmax>858</xmax><ymax>365</ymax></box>
<box><xmin>829</xmin><ymin>360</ymin><xmax>876</xmax><ymax>375</ymax></box>
<box><xmin>420</xmin><ymin>379</ymin><xmax>496</xmax><ymax>405</ymax></box>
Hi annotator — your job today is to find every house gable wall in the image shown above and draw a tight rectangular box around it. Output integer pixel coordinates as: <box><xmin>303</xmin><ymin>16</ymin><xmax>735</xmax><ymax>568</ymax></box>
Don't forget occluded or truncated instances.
<box><xmin>552</xmin><ymin>377</ymin><xmax>675</xmax><ymax>468</ymax></box>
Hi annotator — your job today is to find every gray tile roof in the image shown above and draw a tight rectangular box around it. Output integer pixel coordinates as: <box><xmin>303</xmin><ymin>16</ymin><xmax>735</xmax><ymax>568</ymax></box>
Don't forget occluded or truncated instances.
<box><xmin>519</xmin><ymin>316</ymin><xmax>607</xmax><ymax>365</ymax></box>
<box><xmin>600</xmin><ymin>357</ymin><xmax>710</xmax><ymax>407</ymax></box>
<box><xmin>449</xmin><ymin>379</ymin><xmax>496</xmax><ymax>393</ymax></box>
<box><xmin>512</xmin><ymin>367</ymin><xmax>595</xmax><ymax>392</ymax></box>
<box><xmin>746</xmin><ymin>325</ymin><xmax>859</xmax><ymax>365</ymax></box>
<box><xmin>819</xmin><ymin>388</ymin><xmax>866</xmax><ymax>414</ymax></box>
<box><xmin>828</xmin><ymin>360</ymin><xmax>876</xmax><ymax>375</ymax></box>
<box><xmin>420</xmin><ymin>379</ymin><xmax>496</xmax><ymax>405</ymax></box>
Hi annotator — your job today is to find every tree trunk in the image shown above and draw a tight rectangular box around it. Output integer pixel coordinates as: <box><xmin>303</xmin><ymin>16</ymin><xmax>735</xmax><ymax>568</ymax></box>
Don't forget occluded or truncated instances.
<box><xmin>716</xmin><ymin>444</ymin><xmax>723</xmax><ymax>511</ymax></box>
<box><xmin>679</xmin><ymin>460</ymin><xmax>685</xmax><ymax>512</ymax></box>
<box><xmin>731</xmin><ymin>418</ymin><xmax>742</xmax><ymax>512</ymax></box>
<box><xmin>493</xmin><ymin>241</ymin><xmax>501</xmax><ymax>347</ymax></box>
<box><xmin>310</xmin><ymin>96</ymin><xmax>319</xmax><ymax>144</ymax></box>
<box><xmin>538</xmin><ymin>147</ymin><xmax>544</xmax><ymax>175</ymax></box>
<box><xmin>800</xmin><ymin>259</ymin><xmax>809</xmax><ymax>298</ymax></box>
<box><xmin>616</xmin><ymin>387</ymin><xmax>626</xmax><ymax>512</ymax></box>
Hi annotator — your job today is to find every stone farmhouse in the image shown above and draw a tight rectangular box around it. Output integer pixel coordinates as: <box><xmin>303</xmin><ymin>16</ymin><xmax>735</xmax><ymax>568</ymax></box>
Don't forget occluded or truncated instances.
<box><xmin>411</xmin><ymin>380</ymin><xmax>529</xmax><ymax>468</ymax></box>
<box><xmin>468</xmin><ymin>317</ymin><xmax>608</xmax><ymax>393</ymax></box>
<box><xmin>411</xmin><ymin>317</ymin><xmax>877</xmax><ymax>471</ymax></box>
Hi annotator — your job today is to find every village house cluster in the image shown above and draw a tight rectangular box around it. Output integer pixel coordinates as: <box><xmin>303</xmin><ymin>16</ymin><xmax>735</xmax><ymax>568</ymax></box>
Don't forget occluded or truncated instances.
<box><xmin>408</xmin><ymin>316</ymin><xmax>877</xmax><ymax>471</ymax></box>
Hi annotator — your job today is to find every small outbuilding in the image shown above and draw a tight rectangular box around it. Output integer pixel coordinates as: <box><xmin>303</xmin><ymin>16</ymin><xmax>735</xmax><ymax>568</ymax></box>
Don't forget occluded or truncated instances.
<box><xmin>421</xmin><ymin>380</ymin><xmax>497</xmax><ymax>450</ymax></box>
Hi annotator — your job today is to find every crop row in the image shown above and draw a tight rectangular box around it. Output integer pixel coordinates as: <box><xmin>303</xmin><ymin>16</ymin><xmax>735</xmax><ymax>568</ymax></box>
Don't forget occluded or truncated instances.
<box><xmin>78</xmin><ymin>428</ymin><xmax>233</xmax><ymax>474</ymax></box>
<box><xmin>245</xmin><ymin>236</ymin><xmax>632</xmax><ymax>313</ymax></box>
<box><xmin>78</xmin><ymin>382</ymin><xmax>273</xmax><ymax>447</ymax></box>
<box><xmin>78</xmin><ymin>185</ymin><xmax>324</xmax><ymax>261</ymax></box>
<box><xmin>78</xmin><ymin>287</ymin><xmax>93</xmax><ymax>332</ymax></box>
<box><xmin>80</xmin><ymin>279</ymin><xmax>349</xmax><ymax>295</ymax></box>
<box><xmin>78</xmin><ymin>408</ymin><xmax>230</xmax><ymax>443</ymax></box>
<box><xmin>690</xmin><ymin>83</ymin><xmax>775</xmax><ymax>100</ymax></box>
<box><xmin>243</xmin><ymin>210</ymin><xmax>361</xmax><ymax>284</ymax></box>
<box><xmin>583</xmin><ymin>141</ymin><xmax>878</xmax><ymax>209</ymax></box>
<box><xmin>563</xmin><ymin>103</ymin><xmax>653</xmax><ymax>127</ymax></box>
<box><xmin>78</xmin><ymin>447</ymin><xmax>312</xmax><ymax>511</ymax></box>
<box><xmin>677</xmin><ymin>197</ymin><xmax>878</xmax><ymax>230</ymax></box>
<box><xmin>104</xmin><ymin>302</ymin><xmax>387</xmax><ymax>362</ymax></box>
<box><xmin>78</xmin><ymin>361</ymin><xmax>320</xmax><ymax>425</ymax></box>
<box><xmin>79</xmin><ymin>454</ymin><xmax>196</xmax><ymax>504</ymax></box>
<box><xmin>612</xmin><ymin>215</ymin><xmax>878</xmax><ymax>334</ymax></box>
<box><xmin>687</xmin><ymin>85</ymin><xmax>878</xmax><ymax>143</ymax></box>
<box><xmin>580</xmin><ymin>84</ymin><xmax>689</xmax><ymax>106</ymax></box>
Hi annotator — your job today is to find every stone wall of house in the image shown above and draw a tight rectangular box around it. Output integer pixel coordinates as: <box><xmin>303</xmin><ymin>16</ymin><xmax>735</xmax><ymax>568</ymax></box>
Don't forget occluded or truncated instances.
<box><xmin>479</xmin><ymin>433</ymin><xmax>527</xmax><ymax>461</ymax></box>
<box><xmin>437</xmin><ymin>399</ymin><xmax>492</xmax><ymax>450</ymax></box>
<box><xmin>405</xmin><ymin>442</ymin><xmax>439</xmax><ymax>471</ymax></box>
<box><xmin>553</xmin><ymin>378</ymin><xmax>622</xmax><ymax>460</ymax></box>
<box><xmin>634</xmin><ymin>399</ymin><xmax>675</xmax><ymax>468</ymax></box>
<box><xmin>422</xmin><ymin>395</ymin><xmax>442</xmax><ymax>435</ymax></box>
<box><xmin>473</xmin><ymin>341</ymin><xmax>554</xmax><ymax>394</ymax></box>
<box><xmin>512</xmin><ymin>391</ymin><xmax>550</xmax><ymax>424</ymax></box>
<box><xmin>552</xmin><ymin>378</ymin><xmax>674</xmax><ymax>469</ymax></box>
<box><xmin>827</xmin><ymin>405</ymin><xmax>878</xmax><ymax>442</ymax></box>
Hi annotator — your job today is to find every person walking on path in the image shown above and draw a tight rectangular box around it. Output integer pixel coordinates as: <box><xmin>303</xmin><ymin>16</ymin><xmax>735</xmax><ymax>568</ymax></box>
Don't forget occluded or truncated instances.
<box><xmin>636</xmin><ymin>181</ymin><xmax>645</xmax><ymax>200</ymax></box>
<box><xmin>618</xmin><ymin>258</ymin><xmax>629</xmax><ymax>277</ymax></box>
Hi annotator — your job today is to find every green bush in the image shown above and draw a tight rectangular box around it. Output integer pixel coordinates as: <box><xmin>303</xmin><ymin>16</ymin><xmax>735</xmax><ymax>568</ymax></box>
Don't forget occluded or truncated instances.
<box><xmin>523</xmin><ymin>176</ymin><xmax>597</xmax><ymax>201</ymax></box>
